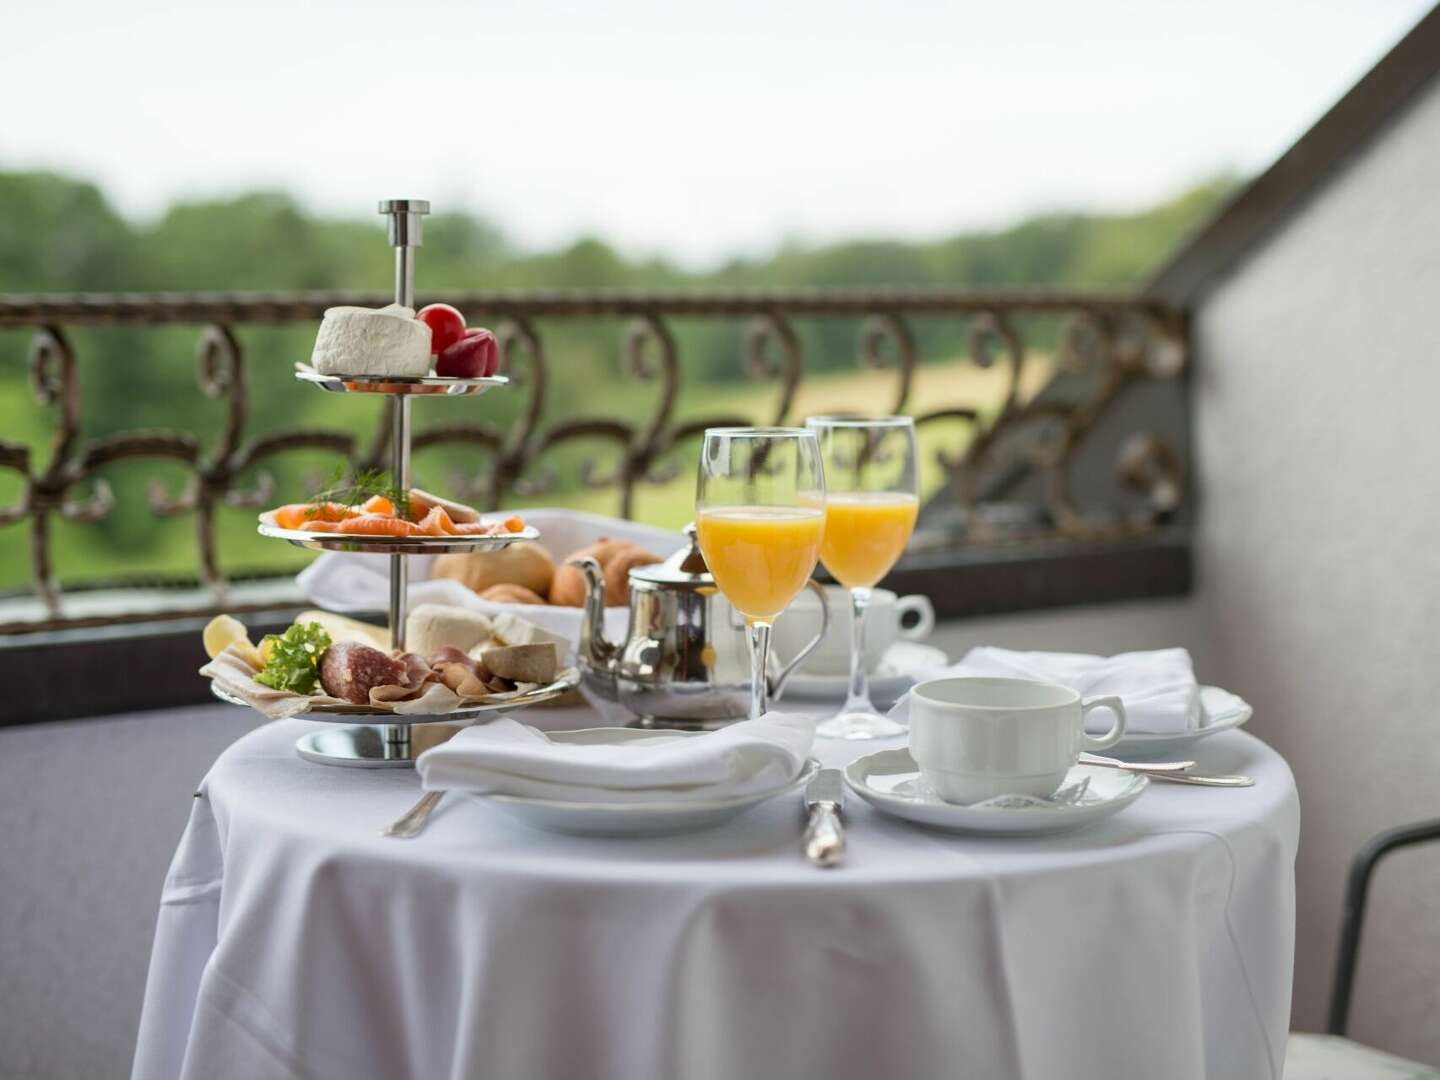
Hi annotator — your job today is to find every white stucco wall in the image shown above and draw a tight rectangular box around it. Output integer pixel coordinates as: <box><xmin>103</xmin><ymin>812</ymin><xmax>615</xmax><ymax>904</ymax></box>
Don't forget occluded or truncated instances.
<box><xmin>1188</xmin><ymin>73</ymin><xmax>1440</xmax><ymax>1064</ymax></box>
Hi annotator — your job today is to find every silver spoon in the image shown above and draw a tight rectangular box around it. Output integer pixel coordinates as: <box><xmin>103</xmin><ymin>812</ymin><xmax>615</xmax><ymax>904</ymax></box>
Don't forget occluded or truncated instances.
<box><xmin>382</xmin><ymin>791</ymin><xmax>445</xmax><ymax>838</ymax></box>
<box><xmin>1080</xmin><ymin>753</ymin><xmax>1195</xmax><ymax>773</ymax></box>
<box><xmin>1079</xmin><ymin>753</ymin><xmax>1253</xmax><ymax>786</ymax></box>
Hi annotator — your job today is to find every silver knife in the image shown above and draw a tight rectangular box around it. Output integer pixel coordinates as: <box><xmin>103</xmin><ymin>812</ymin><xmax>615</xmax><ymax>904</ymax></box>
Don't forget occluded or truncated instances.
<box><xmin>803</xmin><ymin>769</ymin><xmax>846</xmax><ymax>868</ymax></box>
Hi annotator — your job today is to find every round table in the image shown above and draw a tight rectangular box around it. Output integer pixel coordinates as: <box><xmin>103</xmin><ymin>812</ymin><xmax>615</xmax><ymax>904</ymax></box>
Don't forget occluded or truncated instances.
<box><xmin>132</xmin><ymin>706</ymin><xmax>1298</xmax><ymax>1080</ymax></box>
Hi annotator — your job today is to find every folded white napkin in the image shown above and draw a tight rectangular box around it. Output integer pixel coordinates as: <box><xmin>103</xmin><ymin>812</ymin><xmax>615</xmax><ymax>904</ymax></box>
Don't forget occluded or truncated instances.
<box><xmin>888</xmin><ymin>647</ymin><xmax>1201</xmax><ymax>735</ymax></box>
<box><xmin>416</xmin><ymin>713</ymin><xmax>815</xmax><ymax>804</ymax></box>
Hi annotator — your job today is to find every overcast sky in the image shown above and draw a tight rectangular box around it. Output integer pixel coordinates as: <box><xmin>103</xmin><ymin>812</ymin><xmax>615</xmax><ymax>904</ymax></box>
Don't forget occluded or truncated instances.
<box><xmin>2</xmin><ymin>0</ymin><xmax>1432</xmax><ymax>265</ymax></box>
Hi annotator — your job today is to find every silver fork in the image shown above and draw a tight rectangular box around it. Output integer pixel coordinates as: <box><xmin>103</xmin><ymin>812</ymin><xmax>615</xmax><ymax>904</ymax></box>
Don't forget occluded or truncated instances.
<box><xmin>382</xmin><ymin>791</ymin><xmax>445</xmax><ymax>838</ymax></box>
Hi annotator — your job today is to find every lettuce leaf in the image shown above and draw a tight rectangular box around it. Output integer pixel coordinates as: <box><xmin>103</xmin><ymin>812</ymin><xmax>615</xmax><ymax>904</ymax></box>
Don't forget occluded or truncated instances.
<box><xmin>255</xmin><ymin>621</ymin><xmax>332</xmax><ymax>694</ymax></box>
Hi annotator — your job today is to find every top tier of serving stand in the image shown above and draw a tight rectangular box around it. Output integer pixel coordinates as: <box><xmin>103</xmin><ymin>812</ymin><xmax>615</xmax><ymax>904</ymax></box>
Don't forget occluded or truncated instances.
<box><xmin>234</xmin><ymin>198</ymin><xmax>573</xmax><ymax>768</ymax></box>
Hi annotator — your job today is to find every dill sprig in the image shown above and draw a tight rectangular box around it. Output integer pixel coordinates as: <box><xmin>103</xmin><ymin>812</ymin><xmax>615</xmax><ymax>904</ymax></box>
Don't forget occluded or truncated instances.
<box><xmin>307</xmin><ymin>467</ymin><xmax>410</xmax><ymax>519</ymax></box>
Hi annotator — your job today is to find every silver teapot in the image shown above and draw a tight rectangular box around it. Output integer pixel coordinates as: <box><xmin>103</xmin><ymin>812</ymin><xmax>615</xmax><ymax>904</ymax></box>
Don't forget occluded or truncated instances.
<box><xmin>574</xmin><ymin>524</ymin><xmax>830</xmax><ymax>729</ymax></box>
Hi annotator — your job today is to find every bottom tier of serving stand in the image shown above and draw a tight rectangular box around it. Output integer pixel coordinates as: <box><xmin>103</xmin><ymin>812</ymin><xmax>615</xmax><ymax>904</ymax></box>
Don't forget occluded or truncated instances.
<box><xmin>295</xmin><ymin>723</ymin><xmax>466</xmax><ymax>768</ymax></box>
<box><xmin>212</xmin><ymin>673</ymin><xmax>580</xmax><ymax>768</ymax></box>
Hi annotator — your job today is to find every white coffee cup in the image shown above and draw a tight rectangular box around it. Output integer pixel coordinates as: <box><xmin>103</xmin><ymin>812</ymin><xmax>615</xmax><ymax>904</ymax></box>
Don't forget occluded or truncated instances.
<box><xmin>774</xmin><ymin>586</ymin><xmax>935</xmax><ymax>676</ymax></box>
<box><xmin>908</xmin><ymin>677</ymin><xmax>1127</xmax><ymax>805</ymax></box>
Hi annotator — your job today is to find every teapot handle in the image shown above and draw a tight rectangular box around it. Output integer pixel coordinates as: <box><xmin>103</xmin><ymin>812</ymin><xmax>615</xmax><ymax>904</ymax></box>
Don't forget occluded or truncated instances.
<box><xmin>770</xmin><ymin>579</ymin><xmax>830</xmax><ymax>701</ymax></box>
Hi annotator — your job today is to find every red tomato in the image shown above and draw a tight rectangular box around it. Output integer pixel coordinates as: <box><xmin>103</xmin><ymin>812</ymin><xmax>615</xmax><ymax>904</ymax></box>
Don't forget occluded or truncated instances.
<box><xmin>415</xmin><ymin>304</ymin><xmax>467</xmax><ymax>355</ymax></box>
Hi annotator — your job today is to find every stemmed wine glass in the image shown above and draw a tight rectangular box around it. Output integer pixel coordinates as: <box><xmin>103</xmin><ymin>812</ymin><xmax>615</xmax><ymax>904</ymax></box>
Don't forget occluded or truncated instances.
<box><xmin>806</xmin><ymin>416</ymin><xmax>919</xmax><ymax>739</ymax></box>
<box><xmin>695</xmin><ymin>428</ymin><xmax>826</xmax><ymax>722</ymax></box>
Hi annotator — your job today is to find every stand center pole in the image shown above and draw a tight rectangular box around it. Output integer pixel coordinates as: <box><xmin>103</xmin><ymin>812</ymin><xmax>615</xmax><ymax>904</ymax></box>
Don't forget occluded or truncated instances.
<box><xmin>378</xmin><ymin>199</ymin><xmax>429</xmax><ymax>760</ymax></box>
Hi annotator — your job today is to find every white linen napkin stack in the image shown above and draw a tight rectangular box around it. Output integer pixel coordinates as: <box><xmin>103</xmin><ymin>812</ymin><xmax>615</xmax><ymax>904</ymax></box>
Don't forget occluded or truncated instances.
<box><xmin>416</xmin><ymin>713</ymin><xmax>816</xmax><ymax>804</ymax></box>
<box><xmin>888</xmin><ymin>646</ymin><xmax>1202</xmax><ymax>735</ymax></box>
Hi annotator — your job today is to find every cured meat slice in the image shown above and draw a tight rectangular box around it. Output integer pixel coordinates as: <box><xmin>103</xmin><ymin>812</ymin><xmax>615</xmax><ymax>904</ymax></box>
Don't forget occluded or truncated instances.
<box><xmin>428</xmin><ymin>647</ymin><xmax>512</xmax><ymax>696</ymax></box>
<box><xmin>319</xmin><ymin>642</ymin><xmax>409</xmax><ymax>704</ymax></box>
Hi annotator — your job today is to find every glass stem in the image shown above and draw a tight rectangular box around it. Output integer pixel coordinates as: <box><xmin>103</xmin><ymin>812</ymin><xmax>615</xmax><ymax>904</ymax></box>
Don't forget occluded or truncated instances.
<box><xmin>842</xmin><ymin>586</ymin><xmax>873</xmax><ymax>713</ymax></box>
<box><xmin>746</xmin><ymin>619</ymin><xmax>772</xmax><ymax>721</ymax></box>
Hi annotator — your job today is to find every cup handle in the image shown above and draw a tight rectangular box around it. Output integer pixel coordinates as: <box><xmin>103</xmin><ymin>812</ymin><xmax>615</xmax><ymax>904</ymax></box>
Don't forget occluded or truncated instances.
<box><xmin>770</xmin><ymin>579</ymin><xmax>830</xmax><ymax>701</ymax></box>
<box><xmin>1079</xmin><ymin>696</ymin><xmax>1127</xmax><ymax>752</ymax></box>
<box><xmin>895</xmin><ymin>595</ymin><xmax>935</xmax><ymax>641</ymax></box>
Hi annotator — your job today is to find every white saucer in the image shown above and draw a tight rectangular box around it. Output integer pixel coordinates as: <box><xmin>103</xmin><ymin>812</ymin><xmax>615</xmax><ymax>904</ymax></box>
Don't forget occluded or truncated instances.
<box><xmin>781</xmin><ymin>642</ymin><xmax>949</xmax><ymax>705</ymax></box>
<box><xmin>465</xmin><ymin>728</ymin><xmax>820</xmax><ymax>837</ymax></box>
<box><xmin>844</xmin><ymin>750</ymin><xmax>1148</xmax><ymax>835</ymax></box>
<box><xmin>1113</xmin><ymin>686</ymin><xmax>1253</xmax><ymax>758</ymax></box>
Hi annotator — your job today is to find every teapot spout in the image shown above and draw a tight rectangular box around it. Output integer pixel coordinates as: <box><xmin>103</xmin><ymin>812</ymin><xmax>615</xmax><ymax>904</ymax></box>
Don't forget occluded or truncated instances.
<box><xmin>570</xmin><ymin>556</ymin><xmax>617</xmax><ymax>670</ymax></box>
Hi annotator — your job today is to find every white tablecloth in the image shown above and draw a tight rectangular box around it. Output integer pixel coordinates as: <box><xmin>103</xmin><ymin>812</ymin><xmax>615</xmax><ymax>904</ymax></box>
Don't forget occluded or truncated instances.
<box><xmin>132</xmin><ymin>706</ymin><xmax>1299</xmax><ymax>1080</ymax></box>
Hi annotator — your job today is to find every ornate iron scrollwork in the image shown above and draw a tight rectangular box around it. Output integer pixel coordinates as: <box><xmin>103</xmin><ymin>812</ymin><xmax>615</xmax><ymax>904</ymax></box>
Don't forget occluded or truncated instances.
<box><xmin>0</xmin><ymin>290</ymin><xmax>1187</xmax><ymax>625</ymax></box>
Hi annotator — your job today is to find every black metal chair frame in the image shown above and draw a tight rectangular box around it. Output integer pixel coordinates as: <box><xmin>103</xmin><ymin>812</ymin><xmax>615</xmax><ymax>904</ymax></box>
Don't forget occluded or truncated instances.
<box><xmin>1327</xmin><ymin>817</ymin><xmax>1440</xmax><ymax>1035</ymax></box>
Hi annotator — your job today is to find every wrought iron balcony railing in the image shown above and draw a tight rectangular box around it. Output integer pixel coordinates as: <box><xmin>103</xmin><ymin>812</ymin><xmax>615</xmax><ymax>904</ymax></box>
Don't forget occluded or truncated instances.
<box><xmin>0</xmin><ymin>289</ymin><xmax>1187</xmax><ymax>633</ymax></box>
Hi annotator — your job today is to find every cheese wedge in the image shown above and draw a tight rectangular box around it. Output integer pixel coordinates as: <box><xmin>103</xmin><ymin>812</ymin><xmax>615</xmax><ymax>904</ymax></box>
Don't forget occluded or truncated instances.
<box><xmin>295</xmin><ymin>610</ymin><xmax>391</xmax><ymax>651</ymax></box>
<box><xmin>406</xmin><ymin>604</ymin><xmax>494</xmax><ymax>658</ymax></box>
<box><xmin>485</xmin><ymin>611</ymin><xmax>570</xmax><ymax>651</ymax></box>
<box><xmin>481</xmin><ymin>643</ymin><xmax>559</xmax><ymax>685</ymax></box>
<box><xmin>311</xmin><ymin>305</ymin><xmax>431</xmax><ymax>377</ymax></box>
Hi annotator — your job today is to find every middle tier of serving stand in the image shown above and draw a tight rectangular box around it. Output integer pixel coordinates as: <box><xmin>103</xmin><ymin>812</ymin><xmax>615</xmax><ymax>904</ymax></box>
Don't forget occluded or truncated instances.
<box><xmin>219</xmin><ymin>197</ymin><xmax>577</xmax><ymax>768</ymax></box>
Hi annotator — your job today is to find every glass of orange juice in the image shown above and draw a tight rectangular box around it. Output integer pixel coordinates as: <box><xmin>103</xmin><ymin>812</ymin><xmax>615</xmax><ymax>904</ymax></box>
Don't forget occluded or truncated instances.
<box><xmin>696</xmin><ymin>427</ymin><xmax>826</xmax><ymax>722</ymax></box>
<box><xmin>806</xmin><ymin>416</ymin><xmax>919</xmax><ymax>739</ymax></box>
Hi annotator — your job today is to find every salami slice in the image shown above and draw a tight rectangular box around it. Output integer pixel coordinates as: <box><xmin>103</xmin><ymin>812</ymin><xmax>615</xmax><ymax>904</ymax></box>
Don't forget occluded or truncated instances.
<box><xmin>319</xmin><ymin>641</ymin><xmax>408</xmax><ymax>704</ymax></box>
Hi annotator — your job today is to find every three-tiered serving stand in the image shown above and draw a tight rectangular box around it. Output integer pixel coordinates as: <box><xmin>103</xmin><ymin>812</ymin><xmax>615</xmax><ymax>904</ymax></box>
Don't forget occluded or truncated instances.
<box><xmin>214</xmin><ymin>198</ymin><xmax>575</xmax><ymax>768</ymax></box>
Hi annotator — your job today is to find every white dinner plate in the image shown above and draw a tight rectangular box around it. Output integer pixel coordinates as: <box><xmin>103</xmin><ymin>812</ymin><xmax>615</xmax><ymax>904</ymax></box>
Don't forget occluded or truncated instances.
<box><xmin>780</xmin><ymin>642</ymin><xmax>949</xmax><ymax>705</ymax></box>
<box><xmin>844</xmin><ymin>750</ymin><xmax>1148</xmax><ymax>836</ymax></box>
<box><xmin>1113</xmin><ymin>685</ymin><xmax>1253</xmax><ymax>758</ymax></box>
<box><xmin>465</xmin><ymin>728</ymin><xmax>820</xmax><ymax>837</ymax></box>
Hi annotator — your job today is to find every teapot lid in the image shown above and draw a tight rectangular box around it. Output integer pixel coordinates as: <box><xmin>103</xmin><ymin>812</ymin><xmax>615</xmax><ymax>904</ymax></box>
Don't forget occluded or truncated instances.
<box><xmin>629</xmin><ymin>523</ymin><xmax>713</xmax><ymax>589</ymax></box>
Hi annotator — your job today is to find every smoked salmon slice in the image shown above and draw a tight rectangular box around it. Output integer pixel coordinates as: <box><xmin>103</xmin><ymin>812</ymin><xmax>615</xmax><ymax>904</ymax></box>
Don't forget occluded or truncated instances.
<box><xmin>453</xmin><ymin>520</ymin><xmax>504</xmax><ymax>536</ymax></box>
<box><xmin>416</xmin><ymin>506</ymin><xmax>460</xmax><ymax>535</ymax></box>
<box><xmin>360</xmin><ymin>494</ymin><xmax>396</xmax><ymax>516</ymax></box>
<box><xmin>268</xmin><ymin>491</ymin><xmax>521</xmax><ymax>539</ymax></box>
<box><xmin>273</xmin><ymin>502</ymin><xmax>356</xmax><ymax>529</ymax></box>
<box><xmin>299</xmin><ymin>514</ymin><xmax>421</xmax><ymax>536</ymax></box>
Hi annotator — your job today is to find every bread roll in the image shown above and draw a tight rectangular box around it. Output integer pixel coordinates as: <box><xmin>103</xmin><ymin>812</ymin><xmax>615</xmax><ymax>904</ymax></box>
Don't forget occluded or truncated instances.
<box><xmin>604</xmin><ymin>546</ymin><xmax>662</xmax><ymax>603</ymax></box>
<box><xmin>478</xmin><ymin>583</ymin><xmax>548</xmax><ymax>605</ymax></box>
<box><xmin>432</xmin><ymin>543</ymin><xmax>555</xmax><ymax>598</ymax></box>
<box><xmin>549</xmin><ymin>538</ymin><xmax>651</xmax><ymax>607</ymax></box>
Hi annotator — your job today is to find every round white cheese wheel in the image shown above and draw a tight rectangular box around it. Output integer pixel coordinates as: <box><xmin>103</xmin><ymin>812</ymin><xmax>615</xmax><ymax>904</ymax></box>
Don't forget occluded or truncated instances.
<box><xmin>311</xmin><ymin>305</ymin><xmax>432</xmax><ymax>377</ymax></box>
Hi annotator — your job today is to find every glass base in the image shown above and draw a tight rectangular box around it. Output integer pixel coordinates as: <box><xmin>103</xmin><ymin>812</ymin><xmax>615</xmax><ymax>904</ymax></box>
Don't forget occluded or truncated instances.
<box><xmin>816</xmin><ymin>708</ymin><xmax>907</xmax><ymax>741</ymax></box>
